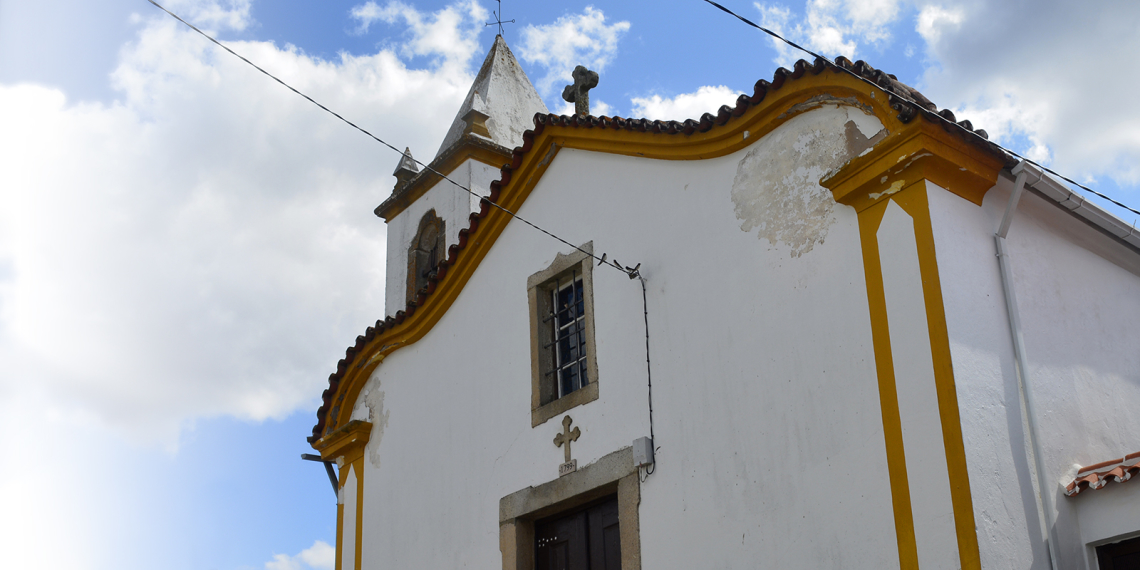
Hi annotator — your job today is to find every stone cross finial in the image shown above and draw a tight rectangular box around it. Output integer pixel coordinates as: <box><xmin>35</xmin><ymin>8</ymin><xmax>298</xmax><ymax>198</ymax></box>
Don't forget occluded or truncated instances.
<box><xmin>553</xmin><ymin>415</ymin><xmax>581</xmax><ymax>464</ymax></box>
<box><xmin>562</xmin><ymin>66</ymin><xmax>599</xmax><ymax>117</ymax></box>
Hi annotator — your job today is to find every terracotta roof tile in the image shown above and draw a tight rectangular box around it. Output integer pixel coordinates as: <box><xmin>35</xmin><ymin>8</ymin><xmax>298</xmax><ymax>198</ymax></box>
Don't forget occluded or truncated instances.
<box><xmin>307</xmin><ymin>56</ymin><xmax>1012</xmax><ymax>443</ymax></box>
<box><xmin>1065</xmin><ymin>452</ymin><xmax>1140</xmax><ymax>497</ymax></box>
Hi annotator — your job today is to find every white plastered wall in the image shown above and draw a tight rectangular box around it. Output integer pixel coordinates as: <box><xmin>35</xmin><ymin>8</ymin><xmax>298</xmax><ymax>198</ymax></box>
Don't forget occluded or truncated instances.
<box><xmin>382</xmin><ymin>159</ymin><xmax>501</xmax><ymax>315</ymax></box>
<box><xmin>351</xmin><ymin>105</ymin><xmax>905</xmax><ymax>568</ymax></box>
<box><xmin>929</xmin><ymin>177</ymin><xmax>1140</xmax><ymax>570</ymax></box>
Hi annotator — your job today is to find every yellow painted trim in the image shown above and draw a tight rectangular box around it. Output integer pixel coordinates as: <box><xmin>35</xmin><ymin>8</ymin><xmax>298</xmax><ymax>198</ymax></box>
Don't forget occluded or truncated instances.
<box><xmin>822</xmin><ymin>118</ymin><xmax>1005</xmax><ymax>213</ymax></box>
<box><xmin>538</xmin><ymin>84</ymin><xmax>888</xmax><ymax>163</ymax></box>
<box><xmin>321</xmin><ymin>421</ymin><xmax>370</xmax><ymax>570</ymax></box>
<box><xmin>377</xmin><ymin>143</ymin><xmax>513</xmax><ymax>221</ymax></box>
<box><xmin>857</xmin><ymin>198</ymin><xmax>918</xmax><ymax>568</ymax></box>
<box><xmin>891</xmin><ymin>186</ymin><xmax>981</xmax><ymax>570</ymax></box>
<box><xmin>352</xmin><ymin>456</ymin><xmax>365</xmax><ymax>570</ymax></box>
<box><xmin>315</xmin><ymin>72</ymin><xmax>1008</xmax><ymax>537</ymax></box>
<box><xmin>319</xmin><ymin>70</ymin><xmax>912</xmax><ymax>442</ymax></box>
<box><xmin>856</xmin><ymin>180</ymin><xmax>985</xmax><ymax>569</ymax></box>
<box><xmin>335</xmin><ymin>482</ymin><xmax>344</xmax><ymax>570</ymax></box>
<box><xmin>315</xmin><ymin>420</ymin><xmax>372</xmax><ymax>463</ymax></box>
<box><xmin>820</xmin><ymin>90</ymin><xmax>1001</xmax><ymax>568</ymax></box>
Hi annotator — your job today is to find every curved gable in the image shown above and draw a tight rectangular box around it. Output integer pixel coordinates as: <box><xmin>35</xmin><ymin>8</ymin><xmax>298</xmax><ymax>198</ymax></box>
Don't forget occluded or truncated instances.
<box><xmin>308</xmin><ymin>56</ymin><xmax>1010</xmax><ymax>447</ymax></box>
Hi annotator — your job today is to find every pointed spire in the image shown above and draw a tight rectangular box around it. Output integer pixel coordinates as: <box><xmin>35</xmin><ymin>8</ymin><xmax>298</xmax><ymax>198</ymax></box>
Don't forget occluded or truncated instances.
<box><xmin>434</xmin><ymin>35</ymin><xmax>549</xmax><ymax>159</ymax></box>
<box><xmin>393</xmin><ymin>147</ymin><xmax>419</xmax><ymax>188</ymax></box>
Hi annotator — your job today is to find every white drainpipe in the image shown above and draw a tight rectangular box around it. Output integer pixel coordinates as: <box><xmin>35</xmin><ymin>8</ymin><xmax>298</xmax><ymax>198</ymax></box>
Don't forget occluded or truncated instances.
<box><xmin>995</xmin><ymin>161</ymin><xmax>1059</xmax><ymax>570</ymax></box>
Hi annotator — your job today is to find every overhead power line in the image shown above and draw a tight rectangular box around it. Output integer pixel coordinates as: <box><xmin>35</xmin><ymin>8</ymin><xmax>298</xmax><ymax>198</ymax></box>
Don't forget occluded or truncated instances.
<box><xmin>699</xmin><ymin>0</ymin><xmax>1140</xmax><ymax>219</ymax></box>
<box><xmin>144</xmin><ymin>0</ymin><xmax>640</xmax><ymax>278</ymax></box>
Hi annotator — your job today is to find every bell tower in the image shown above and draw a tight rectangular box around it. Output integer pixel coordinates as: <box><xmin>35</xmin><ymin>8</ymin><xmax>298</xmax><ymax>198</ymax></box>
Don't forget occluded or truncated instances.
<box><xmin>375</xmin><ymin>35</ymin><xmax>548</xmax><ymax>316</ymax></box>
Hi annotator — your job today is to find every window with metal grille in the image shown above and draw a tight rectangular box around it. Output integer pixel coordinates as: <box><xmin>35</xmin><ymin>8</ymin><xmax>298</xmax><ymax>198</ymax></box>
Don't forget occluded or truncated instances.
<box><xmin>528</xmin><ymin>243</ymin><xmax>599</xmax><ymax>427</ymax></box>
<box><xmin>548</xmin><ymin>273</ymin><xmax>588</xmax><ymax>398</ymax></box>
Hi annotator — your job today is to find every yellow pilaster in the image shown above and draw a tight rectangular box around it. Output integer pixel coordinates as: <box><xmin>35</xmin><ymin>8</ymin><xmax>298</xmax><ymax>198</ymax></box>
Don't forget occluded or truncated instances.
<box><xmin>315</xmin><ymin>420</ymin><xmax>372</xmax><ymax>570</ymax></box>
<box><xmin>824</xmin><ymin>118</ymin><xmax>1003</xmax><ymax>570</ymax></box>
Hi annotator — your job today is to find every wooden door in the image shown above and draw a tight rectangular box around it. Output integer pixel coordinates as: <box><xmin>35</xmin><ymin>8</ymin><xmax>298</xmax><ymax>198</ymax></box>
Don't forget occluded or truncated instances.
<box><xmin>535</xmin><ymin>497</ymin><xmax>620</xmax><ymax>570</ymax></box>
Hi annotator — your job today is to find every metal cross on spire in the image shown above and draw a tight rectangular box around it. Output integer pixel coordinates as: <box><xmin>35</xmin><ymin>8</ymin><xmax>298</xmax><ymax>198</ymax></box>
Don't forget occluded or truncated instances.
<box><xmin>485</xmin><ymin>0</ymin><xmax>515</xmax><ymax>36</ymax></box>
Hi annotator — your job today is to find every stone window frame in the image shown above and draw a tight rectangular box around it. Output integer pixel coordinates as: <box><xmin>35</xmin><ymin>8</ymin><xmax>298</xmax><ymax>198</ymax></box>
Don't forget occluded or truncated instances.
<box><xmin>406</xmin><ymin>209</ymin><xmax>446</xmax><ymax>306</ymax></box>
<box><xmin>499</xmin><ymin>447</ymin><xmax>641</xmax><ymax>570</ymax></box>
<box><xmin>528</xmin><ymin>243</ymin><xmax>600</xmax><ymax>428</ymax></box>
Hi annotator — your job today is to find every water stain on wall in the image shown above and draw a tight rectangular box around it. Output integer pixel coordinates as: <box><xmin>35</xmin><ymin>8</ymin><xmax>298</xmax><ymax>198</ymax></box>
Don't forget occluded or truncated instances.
<box><xmin>731</xmin><ymin>104</ymin><xmax>885</xmax><ymax>257</ymax></box>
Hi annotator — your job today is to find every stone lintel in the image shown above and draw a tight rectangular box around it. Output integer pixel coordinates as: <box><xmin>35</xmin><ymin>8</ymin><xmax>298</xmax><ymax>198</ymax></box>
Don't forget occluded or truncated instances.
<box><xmin>500</xmin><ymin>446</ymin><xmax>641</xmax><ymax>570</ymax></box>
<box><xmin>500</xmin><ymin>446</ymin><xmax>634</xmax><ymax>523</ymax></box>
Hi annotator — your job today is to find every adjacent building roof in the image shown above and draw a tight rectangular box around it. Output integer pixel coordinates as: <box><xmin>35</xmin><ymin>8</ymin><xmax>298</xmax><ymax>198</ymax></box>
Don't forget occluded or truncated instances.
<box><xmin>1065</xmin><ymin>451</ymin><xmax>1140</xmax><ymax>497</ymax></box>
<box><xmin>309</xmin><ymin>55</ymin><xmax>1016</xmax><ymax>444</ymax></box>
<box><xmin>433</xmin><ymin>35</ymin><xmax>549</xmax><ymax>160</ymax></box>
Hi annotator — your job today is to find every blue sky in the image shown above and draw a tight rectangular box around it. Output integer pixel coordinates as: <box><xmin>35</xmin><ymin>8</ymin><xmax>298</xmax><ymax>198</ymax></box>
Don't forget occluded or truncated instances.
<box><xmin>1</xmin><ymin>1</ymin><xmax>1139</xmax><ymax>569</ymax></box>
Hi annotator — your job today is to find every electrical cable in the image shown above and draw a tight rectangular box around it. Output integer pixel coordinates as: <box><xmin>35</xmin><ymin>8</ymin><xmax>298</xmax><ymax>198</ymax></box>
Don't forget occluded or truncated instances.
<box><xmin>147</xmin><ymin>2</ymin><xmax>661</xmax><ymax>472</ymax></box>
<box><xmin>639</xmin><ymin>276</ymin><xmax>656</xmax><ymax>477</ymax></box>
<box><xmin>145</xmin><ymin>0</ymin><xmax>641</xmax><ymax>279</ymax></box>
<box><xmin>699</xmin><ymin>0</ymin><xmax>1140</xmax><ymax>219</ymax></box>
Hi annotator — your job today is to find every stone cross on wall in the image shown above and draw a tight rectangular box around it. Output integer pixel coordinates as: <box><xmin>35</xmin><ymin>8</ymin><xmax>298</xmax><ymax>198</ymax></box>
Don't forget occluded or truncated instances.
<box><xmin>553</xmin><ymin>415</ymin><xmax>581</xmax><ymax>464</ymax></box>
<box><xmin>561</xmin><ymin>66</ymin><xmax>599</xmax><ymax>117</ymax></box>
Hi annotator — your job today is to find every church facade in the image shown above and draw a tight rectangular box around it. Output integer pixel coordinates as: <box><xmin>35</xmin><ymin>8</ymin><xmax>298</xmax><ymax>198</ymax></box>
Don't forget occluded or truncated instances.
<box><xmin>307</xmin><ymin>36</ymin><xmax>1140</xmax><ymax>570</ymax></box>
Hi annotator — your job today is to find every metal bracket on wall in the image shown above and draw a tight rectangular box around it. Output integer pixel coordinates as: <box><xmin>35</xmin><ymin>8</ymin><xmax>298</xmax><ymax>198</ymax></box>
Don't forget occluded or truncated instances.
<box><xmin>301</xmin><ymin>453</ymin><xmax>339</xmax><ymax>498</ymax></box>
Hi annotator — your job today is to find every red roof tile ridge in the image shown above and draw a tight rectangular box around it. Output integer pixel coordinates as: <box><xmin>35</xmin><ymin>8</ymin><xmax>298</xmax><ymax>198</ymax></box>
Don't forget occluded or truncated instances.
<box><xmin>308</xmin><ymin>55</ymin><xmax>1013</xmax><ymax>444</ymax></box>
<box><xmin>1065</xmin><ymin>452</ymin><xmax>1140</xmax><ymax>497</ymax></box>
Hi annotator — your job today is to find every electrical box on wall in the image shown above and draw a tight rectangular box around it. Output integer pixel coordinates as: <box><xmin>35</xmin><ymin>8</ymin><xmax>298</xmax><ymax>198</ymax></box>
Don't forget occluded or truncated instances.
<box><xmin>633</xmin><ymin>437</ymin><xmax>654</xmax><ymax>467</ymax></box>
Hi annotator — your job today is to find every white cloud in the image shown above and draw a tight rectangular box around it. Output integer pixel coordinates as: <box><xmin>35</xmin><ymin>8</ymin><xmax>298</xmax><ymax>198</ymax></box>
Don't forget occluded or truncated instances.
<box><xmin>349</xmin><ymin>1</ymin><xmax>386</xmax><ymax>33</ymax></box>
<box><xmin>915</xmin><ymin>5</ymin><xmax>964</xmax><ymax>44</ymax></box>
<box><xmin>266</xmin><ymin>540</ymin><xmax>335</xmax><ymax>570</ymax></box>
<box><xmin>916</xmin><ymin>0</ymin><xmax>1140</xmax><ymax>188</ymax></box>
<box><xmin>0</xmin><ymin>8</ymin><xmax>483</xmax><ymax>445</ymax></box>
<box><xmin>349</xmin><ymin>0</ymin><xmax>488</xmax><ymax>68</ymax></box>
<box><xmin>754</xmin><ymin>0</ymin><xmax>902</xmax><ymax>66</ymax></box>
<box><xmin>741</xmin><ymin>0</ymin><xmax>1140</xmax><ymax>199</ymax></box>
<box><xmin>948</xmin><ymin>93</ymin><xmax>1052</xmax><ymax>164</ymax></box>
<box><xmin>630</xmin><ymin>85</ymin><xmax>743</xmax><ymax>121</ymax></box>
<box><xmin>517</xmin><ymin>7</ymin><xmax>631</xmax><ymax>97</ymax></box>
<box><xmin>164</xmin><ymin>0</ymin><xmax>253</xmax><ymax>32</ymax></box>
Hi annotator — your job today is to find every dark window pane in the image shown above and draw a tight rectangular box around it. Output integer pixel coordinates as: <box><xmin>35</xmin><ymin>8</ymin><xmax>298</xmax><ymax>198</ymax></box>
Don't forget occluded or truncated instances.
<box><xmin>548</xmin><ymin>277</ymin><xmax>587</xmax><ymax>402</ymax></box>
<box><xmin>560</xmin><ymin>365</ymin><xmax>579</xmax><ymax>396</ymax></box>
<box><xmin>558</xmin><ymin>335</ymin><xmax>572</xmax><ymax>362</ymax></box>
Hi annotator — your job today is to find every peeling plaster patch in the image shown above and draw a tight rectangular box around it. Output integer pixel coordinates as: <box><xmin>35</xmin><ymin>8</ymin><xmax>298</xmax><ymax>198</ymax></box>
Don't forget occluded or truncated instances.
<box><xmin>776</xmin><ymin>94</ymin><xmax>874</xmax><ymax>121</ymax></box>
<box><xmin>539</xmin><ymin>142</ymin><xmax>558</xmax><ymax>166</ymax></box>
<box><xmin>731</xmin><ymin>106</ymin><xmax>886</xmax><ymax>257</ymax></box>
<box><xmin>845</xmin><ymin>107</ymin><xmax>885</xmax><ymax>140</ymax></box>
<box><xmin>869</xmin><ymin>180</ymin><xmax>906</xmax><ymax>200</ymax></box>
<box><xmin>350</xmin><ymin>398</ymin><xmax>369</xmax><ymax>421</ymax></box>
<box><xmin>901</xmin><ymin>152</ymin><xmax>933</xmax><ymax>170</ymax></box>
<box><xmin>363</xmin><ymin>385</ymin><xmax>391</xmax><ymax>469</ymax></box>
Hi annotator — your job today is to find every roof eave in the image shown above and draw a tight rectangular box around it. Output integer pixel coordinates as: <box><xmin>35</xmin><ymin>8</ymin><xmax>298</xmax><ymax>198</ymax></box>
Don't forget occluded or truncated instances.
<box><xmin>1012</xmin><ymin>161</ymin><xmax>1140</xmax><ymax>255</ymax></box>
